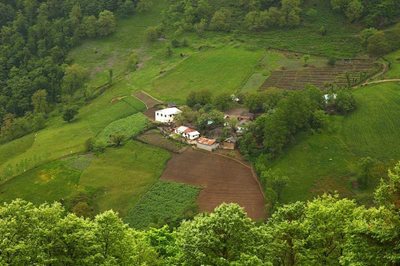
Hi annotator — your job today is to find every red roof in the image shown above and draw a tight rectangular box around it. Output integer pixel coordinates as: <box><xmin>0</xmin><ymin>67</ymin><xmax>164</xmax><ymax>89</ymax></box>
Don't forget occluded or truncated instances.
<box><xmin>197</xmin><ymin>137</ymin><xmax>217</xmax><ymax>146</ymax></box>
<box><xmin>184</xmin><ymin>128</ymin><xmax>197</xmax><ymax>134</ymax></box>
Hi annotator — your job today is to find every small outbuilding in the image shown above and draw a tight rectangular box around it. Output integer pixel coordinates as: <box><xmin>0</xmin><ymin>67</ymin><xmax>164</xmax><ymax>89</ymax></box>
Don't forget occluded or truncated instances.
<box><xmin>222</xmin><ymin>137</ymin><xmax>237</xmax><ymax>150</ymax></box>
<box><xmin>196</xmin><ymin>137</ymin><xmax>219</xmax><ymax>152</ymax></box>
<box><xmin>155</xmin><ymin>107</ymin><xmax>182</xmax><ymax>123</ymax></box>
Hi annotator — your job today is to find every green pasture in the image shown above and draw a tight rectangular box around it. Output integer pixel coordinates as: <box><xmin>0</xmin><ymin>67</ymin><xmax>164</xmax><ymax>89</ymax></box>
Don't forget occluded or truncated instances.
<box><xmin>0</xmin><ymin>160</ymin><xmax>81</xmax><ymax>205</ymax></box>
<box><xmin>96</xmin><ymin>113</ymin><xmax>148</xmax><ymax>144</ymax></box>
<box><xmin>79</xmin><ymin>141</ymin><xmax>170</xmax><ymax>216</ymax></box>
<box><xmin>0</xmin><ymin>141</ymin><xmax>170</xmax><ymax>218</ymax></box>
<box><xmin>149</xmin><ymin>47</ymin><xmax>264</xmax><ymax>103</ymax></box>
<box><xmin>0</xmin><ymin>95</ymin><xmax>145</xmax><ymax>182</ymax></box>
<box><xmin>269</xmin><ymin>83</ymin><xmax>400</xmax><ymax>204</ymax></box>
<box><xmin>68</xmin><ymin>0</ymin><xmax>169</xmax><ymax>88</ymax></box>
<box><xmin>126</xmin><ymin>181</ymin><xmax>200</xmax><ymax>229</ymax></box>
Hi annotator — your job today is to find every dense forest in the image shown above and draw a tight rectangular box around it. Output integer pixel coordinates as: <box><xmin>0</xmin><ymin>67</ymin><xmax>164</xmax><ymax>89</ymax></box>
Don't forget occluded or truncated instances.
<box><xmin>1</xmin><ymin>162</ymin><xmax>399</xmax><ymax>265</ymax></box>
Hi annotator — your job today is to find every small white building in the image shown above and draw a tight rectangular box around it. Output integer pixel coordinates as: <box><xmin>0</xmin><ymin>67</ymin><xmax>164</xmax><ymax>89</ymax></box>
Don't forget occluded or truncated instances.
<box><xmin>175</xmin><ymin>126</ymin><xmax>200</xmax><ymax>140</ymax></box>
<box><xmin>155</xmin><ymin>107</ymin><xmax>182</xmax><ymax>123</ymax></box>
<box><xmin>323</xmin><ymin>94</ymin><xmax>337</xmax><ymax>104</ymax></box>
<box><xmin>196</xmin><ymin>137</ymin><xmax>219</xmax><ymax>152</ymax></box>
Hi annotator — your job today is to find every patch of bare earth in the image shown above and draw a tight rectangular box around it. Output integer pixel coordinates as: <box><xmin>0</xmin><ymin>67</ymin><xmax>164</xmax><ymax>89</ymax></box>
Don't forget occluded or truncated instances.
<box><xmin>161</xmin><ymin>149</ymin><xmax>266</xmax><ymax>220</ymax></box>
<box><xmin>133</xmin><ymin>91</ymin><xmax>162</xmax><ymax>109</ymax></box>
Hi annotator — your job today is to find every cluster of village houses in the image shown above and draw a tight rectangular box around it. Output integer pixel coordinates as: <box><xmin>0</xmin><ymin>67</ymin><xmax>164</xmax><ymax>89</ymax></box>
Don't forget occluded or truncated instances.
<box><xmin>154</xmin><ymin>107</ymin><xmax>253</xmax><ymax>152</ymax></box>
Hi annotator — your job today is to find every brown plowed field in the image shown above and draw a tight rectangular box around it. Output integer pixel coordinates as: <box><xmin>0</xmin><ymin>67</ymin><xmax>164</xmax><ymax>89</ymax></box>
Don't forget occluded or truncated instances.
<box><xmin>262</xmin><ymin>59</ymin><xmax>379</xmax><ymax>90</ymax></box>
<box><xmin>161</xmin><ymin>149</ymin><xmax>266</xmax><ymax>220</ymax></box>
<box><xmin>133</xmin><ymin>91</ymin><xmax>162</xmax><ymax>108</ymax></box>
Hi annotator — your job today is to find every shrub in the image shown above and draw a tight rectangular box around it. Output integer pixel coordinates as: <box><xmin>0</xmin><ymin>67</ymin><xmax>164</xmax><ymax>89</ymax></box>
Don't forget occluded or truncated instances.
<box><xmin>319</xmin><ymin>26</ymin><xmax>327</xmax><ymax>36</ymax></box>
<box><xmin>335</xmin><ymin>89</ymin><xmax>357</xmax><ymax>114</ymax></box>
<box><xmin>62</xmin><ymin>106</ymin><xmax>79</xmax><ymax>123</ymax></box>
<box><xmin>146</xmin><ymin>26</ymin><xmax>160</xmax><ymax>42</ymax></box>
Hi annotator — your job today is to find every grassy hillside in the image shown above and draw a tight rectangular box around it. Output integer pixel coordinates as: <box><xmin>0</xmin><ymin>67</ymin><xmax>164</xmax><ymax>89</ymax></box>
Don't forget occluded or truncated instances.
<box><xmin>270</xmin><ymin>83</ymin><xmax>400</xmax><ymax>204</ymax></box>
<box><xmin>150</xmin><ymin>47</ymin><xmax>264</xmax><ymax>103</ymax></box>
<box><xmin>0</xmin><ymin>141</ymin><xmax>170</xmax><ymax>217</ymax></box>
<box><xmin>0</xmin><ymin>0</ymin><xmax>396</xmax><ymax>222</ymax></box>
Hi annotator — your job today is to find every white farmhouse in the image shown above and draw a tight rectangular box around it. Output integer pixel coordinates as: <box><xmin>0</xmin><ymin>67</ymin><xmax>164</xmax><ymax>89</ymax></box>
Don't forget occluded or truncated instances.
<box><xmin>174</xmin><ymin>126</ymin><xmax>200</xmax><ymax>140</ymax></box>
<box><xmin>155</xmin><ymin>107</ymin><xmax>182</xmax><ymax>123</ymax></box>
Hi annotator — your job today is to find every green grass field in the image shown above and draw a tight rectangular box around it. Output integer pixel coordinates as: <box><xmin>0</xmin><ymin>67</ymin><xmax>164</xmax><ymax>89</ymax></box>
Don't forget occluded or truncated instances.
<box><xmin>126</xmin><ymin>181</ymin><xmax>200</xmax><ymax>229</ymax></box>
<box><xmin>96</xmin><ymin>113</ymin><xmax>149</xmax><ymax>144</ymax></box>
<box><xmin>0</xmin><ymin>160</ymin><xmax>81</xmax><ymax>205</ymax></box>
<box><xmin>269</xmin><ymin>83</ymin><xmax>400</xmax><ymax>204</ymax></box>
<box><xmin>0</xmin><ymin>96</ymin><xmax>145</xmax><ymax>181</ymax></box>
<box><xmin>79</xmin><ymin>141</ymin><xmax>170</xmax><ymax>216</ymax></box>
<box><xmin>0</xmin><ymin>141</ymin><xmax>170</xmax><ymax>218</ymax></box>
<box><xmin>149</xmin><ymin>47</ymin><xmax>264</xmax><ymax>103</ymax></box>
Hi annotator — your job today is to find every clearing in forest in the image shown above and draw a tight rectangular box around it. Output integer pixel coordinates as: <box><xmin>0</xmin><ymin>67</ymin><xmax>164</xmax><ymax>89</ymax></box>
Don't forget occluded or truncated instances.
<box><xmin>161</xmin><ymin>149</ymin><xmax>265</xmax><ymax>220</ymax></box>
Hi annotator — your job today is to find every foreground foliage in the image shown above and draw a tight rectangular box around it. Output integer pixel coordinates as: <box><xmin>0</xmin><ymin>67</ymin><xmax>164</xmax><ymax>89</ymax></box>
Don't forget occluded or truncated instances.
<box><xmin>1</xmin><ymin>162</ymin><xmax>400</xmax><ymax>265</ymax></box>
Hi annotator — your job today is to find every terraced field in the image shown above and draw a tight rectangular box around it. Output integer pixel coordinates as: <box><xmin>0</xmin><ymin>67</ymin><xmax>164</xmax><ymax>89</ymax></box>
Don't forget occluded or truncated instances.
<box><xmin>262</xmin><ymin>59</ymin><xmax>379</xmax><ymax>90</ymax></box>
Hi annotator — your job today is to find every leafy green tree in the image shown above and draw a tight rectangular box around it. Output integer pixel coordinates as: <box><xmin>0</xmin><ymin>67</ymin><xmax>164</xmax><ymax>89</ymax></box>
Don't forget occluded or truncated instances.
<box><xmin>263</xmin><ymin>170</ymin><xmax>289</xmax><ymax>202</ymax></box>
<box><xmin>31</xmin><ymin>89</ymin><xmax>48</xmax><ymax>113</ymax></box>
<box><xmin>210</xmin><ymin>8</ymin><xmax>232</xmax><ymax>32</ymax></box>
<box><xmin>109</xmin><ymin>133</ymin><xmax>125</xmax><ymax>147</ymax></box>
<box><xmin>118</xmin><ymin>0</ymin><xmax>135</xmax><ymax>17</ymax></box>
<box><xmin>186</xmin><ymin>90</ymin><xmax>212</xmax><ymax>107</ymax></box>
<box><xmin>127</xmin><ymin>50</ymin><xmax>139</xmax><ymax>70</ymax></box>
<box><xmin>196</xmin><ymin>109</ymin><xmax>224</xmax><ymax>130</ymax></box>
<box><xmin>357</xmin><ymin>157</ymin><xmax>376</xmax><ymax>189</ymax></box>
<box><xmin>136</xmin><ymin>0</ymin><xmax>154</xmax><ymax>13</ymax></box>
<box><xmin>334</xmin><ymin>89</ymin><xmax>356</xmax><ymax>114</ymax></box>
<box><xmin>174</xmin><ymin>203</ymin><xmax>261</xmax><ymax>265</ymax></box>
<box><xmin>345</xmin><ymin>0</ymin><xmax>363</xmax><ymax>22</ymax></box>
<box><xmin>213</xmin><ymin>92</ymin><xmax>232</xmax><ymax>111</ymax></box>
<box><xmin>82</xmin><ymin>15</ymin><xmax>97</xmax><ymax>38</ymax></box>
<box><xmin>341</xmin><ymin>205</ymin><xmax>400</xmax><ymax>265</ymax></box>
<box><xmin>146</xmin><ymin>26</ymin><xmax>160</xmax><ymax>42</ymax></box>
<box><xmin>62</xmin><ymin>64</ymin><xmax>89</xmax><ymax>96</ymax></box>
<box><xmin>63</xmin><ymin>106</ymin><xmax>79</xmax><ymax>123</ymax></box>
<box><xmin>367</xmin><ymin>31</ymin><xmax>391</xmax><ymax>57</ymax></box>
<box><xmin>97</xmin><ymin>10</ymin><xmax>117</xmax><ymax>37</ymax></box>
<box><xmin>302</xmin><ymin>54</ymin><xmax>310</xmax><ymax>66</ymax></box>
<box><xmin>360</xmin><ymin>28</ymin><xmax>379</xmax><ymax>47</ymax></box>
<box><xmin>374</xmin><ymin>162</ymin><xmax>400</xmax><ymax>208</ymax></box>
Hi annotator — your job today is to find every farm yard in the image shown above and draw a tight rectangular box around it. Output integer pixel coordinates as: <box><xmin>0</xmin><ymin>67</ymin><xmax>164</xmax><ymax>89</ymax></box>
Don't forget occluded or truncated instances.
<box><xmin>161</xmin><ymin>149</ymin><xmax>266</xmax><ymax>220</ymax></box>
<box><xmin>261</xmin><ymin>59</ymin><xmax>379</xmax><ymax>90</ymax></box>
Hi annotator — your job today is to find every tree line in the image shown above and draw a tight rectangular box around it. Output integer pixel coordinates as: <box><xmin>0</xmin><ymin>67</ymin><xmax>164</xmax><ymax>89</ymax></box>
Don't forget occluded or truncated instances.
<box><xmin>0</xmin><ymin>0</ymin><xmax>145</xmax><ymax>142</ymax></box>
<box><xmin>0</xmin><ymin>161</ymin><xmax>399</xmax><ymax>265</ymax></box>
<box><xmin>330</xmin><ymin>0</ymin><xmax>400</xmax><ymax>27</ymax></box>
<box><xmin>162</xmin><ymin>0</ymin><xmax>303</xmax><ymax>35</ymax></box>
